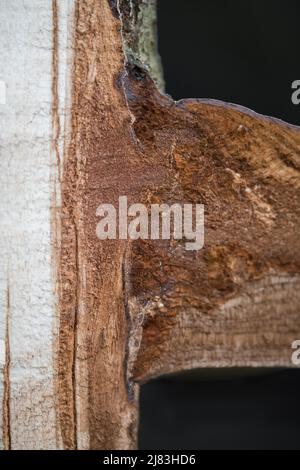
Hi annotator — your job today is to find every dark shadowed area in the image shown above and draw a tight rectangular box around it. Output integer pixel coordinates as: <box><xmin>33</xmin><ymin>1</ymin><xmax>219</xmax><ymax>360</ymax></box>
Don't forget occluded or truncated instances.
<box><xmin>158</xmin><ymin>0</ymin><xmax>300</xmax><ymax>125</ymax></box>
<box><xmin>139</xmin><ymin>370</ymin><xmax>300</xmax><ymax>449</ymax></box>
<box><xmin>139</xmin><ymin>0</ymin><xmax>300</xmax><ymax>450</ymax></box>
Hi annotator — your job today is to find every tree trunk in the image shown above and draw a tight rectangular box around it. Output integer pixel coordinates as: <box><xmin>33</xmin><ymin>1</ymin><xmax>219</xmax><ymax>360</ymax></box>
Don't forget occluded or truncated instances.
<box><xmin>0</xmin><ymin>0</ymin><xmax>300</xmax><ymax>450</ymax></box>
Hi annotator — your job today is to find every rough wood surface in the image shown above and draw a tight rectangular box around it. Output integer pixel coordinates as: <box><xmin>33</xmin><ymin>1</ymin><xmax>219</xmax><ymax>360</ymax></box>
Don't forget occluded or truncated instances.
<box><xmin>0</xmin><ymin>0</ymin><xmax>75</xmax><ymax>449</ymax></box>
<box><xmin>57</xmin><ymin>0</ymin><xmax>300</xmax><ymax>449</ymax></box>
<box><xmin>0</xmin><ymin>0</ymin><xmax>300</xmax><ymax>450</ymax></box>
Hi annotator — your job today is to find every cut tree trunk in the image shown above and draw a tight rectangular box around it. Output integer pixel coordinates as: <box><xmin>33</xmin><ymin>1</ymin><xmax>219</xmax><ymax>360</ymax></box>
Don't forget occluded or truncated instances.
<box><xmin>0</xmin><ymin>0</ymin><xmax>300</xmax><ymax>450</ymax></box>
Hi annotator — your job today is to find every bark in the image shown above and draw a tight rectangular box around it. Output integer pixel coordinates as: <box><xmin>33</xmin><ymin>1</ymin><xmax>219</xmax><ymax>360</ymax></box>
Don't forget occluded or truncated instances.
<box><xmin>0</xmin><ymin>0</ymin><xmax>300</xmax><ymax>450</ymax></box>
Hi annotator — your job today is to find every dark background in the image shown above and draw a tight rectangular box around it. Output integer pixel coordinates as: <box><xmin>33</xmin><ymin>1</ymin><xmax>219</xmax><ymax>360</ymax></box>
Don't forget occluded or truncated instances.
<box><xmin>139</xmin><ymin>370</ymin><xmax>300</xmax><ymax>450</ymax></box>
<box><xmin>139</xmin><ymin>0</ymin><xmax>300</xmax><ymax>450</ymax></box>
<box><xmin>157</xmin><ymin>0</ymin><xmax>300</xmax><ymax>125</ymax></box>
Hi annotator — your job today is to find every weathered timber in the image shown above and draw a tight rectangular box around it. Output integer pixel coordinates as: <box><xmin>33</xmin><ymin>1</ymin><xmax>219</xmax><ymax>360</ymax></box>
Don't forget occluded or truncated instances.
<box><xmin>0</xmin><ymin>0</ymin><xmax>299</xmax><ymax>450</ymax></box>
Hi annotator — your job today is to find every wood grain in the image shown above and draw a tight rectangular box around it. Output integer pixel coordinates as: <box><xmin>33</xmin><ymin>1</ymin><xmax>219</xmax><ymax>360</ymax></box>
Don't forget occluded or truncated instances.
<box><xmin>1</xmin><ymin>0</ymin><xmax>299</xmax><ymax>450</ymax></box>
<box><xmin>57</xmin><ymin>0</ymin><xmax>300</xmax><ymax>449</ymax></box>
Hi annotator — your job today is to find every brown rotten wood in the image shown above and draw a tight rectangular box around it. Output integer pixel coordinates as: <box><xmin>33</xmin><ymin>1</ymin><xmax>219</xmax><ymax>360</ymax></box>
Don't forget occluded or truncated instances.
<box><xmin>58</xmin><ymin>0</ymin><xmax>300</xmax><ymax>450</ymax></box>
